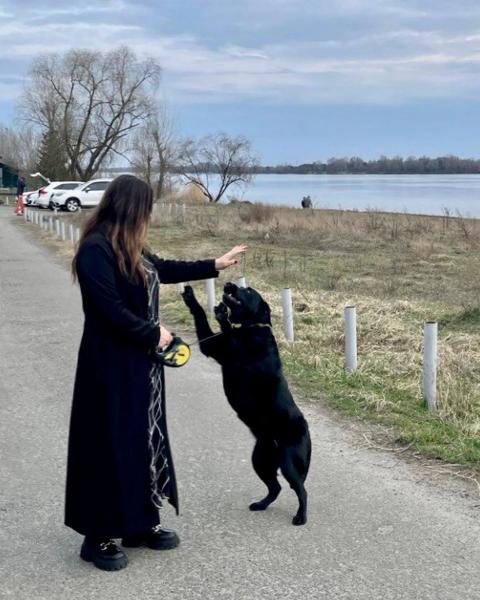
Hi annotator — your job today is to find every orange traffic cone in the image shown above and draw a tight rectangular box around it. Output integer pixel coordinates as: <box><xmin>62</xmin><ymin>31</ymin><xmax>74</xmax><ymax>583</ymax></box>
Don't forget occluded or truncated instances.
<box><xmin>16</xmin><ymin>194</ymin><xmax>24</xmax><ymax>216</ymax></box>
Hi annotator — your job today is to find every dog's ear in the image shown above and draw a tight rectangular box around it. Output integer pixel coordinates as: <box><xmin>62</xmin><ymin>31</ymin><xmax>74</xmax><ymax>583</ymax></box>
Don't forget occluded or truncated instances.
<box><xmin>260</xmin><ymin>300</ymin><xmax>272</xmax><ymax>324</ymax></box>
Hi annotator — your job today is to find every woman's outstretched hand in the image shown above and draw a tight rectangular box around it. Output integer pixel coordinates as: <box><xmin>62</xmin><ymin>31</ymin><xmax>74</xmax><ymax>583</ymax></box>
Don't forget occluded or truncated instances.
<box><xmin>215</xmin><ymin>244</ymin><xmax>248</xmax><ymax>270</ymax></box>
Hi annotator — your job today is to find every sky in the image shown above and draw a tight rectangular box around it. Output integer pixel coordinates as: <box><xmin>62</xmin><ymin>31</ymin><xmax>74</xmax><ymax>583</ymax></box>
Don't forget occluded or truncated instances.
<box><xmin>1</xmin><ymin>0</ymin><xmax>480</xmax><ymax>163</ymax></box>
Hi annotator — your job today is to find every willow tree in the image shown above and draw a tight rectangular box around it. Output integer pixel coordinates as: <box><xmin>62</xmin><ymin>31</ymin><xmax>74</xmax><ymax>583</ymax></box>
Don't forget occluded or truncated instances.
<box><xmin>20</xmin><ymin>46</ymin><xmax>160</xmax><ymax>180</ymax></box>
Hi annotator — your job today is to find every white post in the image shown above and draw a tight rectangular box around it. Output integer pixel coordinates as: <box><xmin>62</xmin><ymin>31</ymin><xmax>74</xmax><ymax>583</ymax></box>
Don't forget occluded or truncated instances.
<box><xmin>49</xmin><ymin>217</ymin><xmax>53</xmax><ymax>233</ymax></box>
<box><xmin>281</xmin><ymin>288</ymin><xmax>294</xmax><ymax>342</ymax></box>
<box><xmin>206</xmin><ymin>278</ymin><xmax>216</xmax><ymax>313</ymax></box>
<box><xmin>75</xmin><ymin>227</ymin><xmax>81</xmax><ymax>243</ymax></box>
<box><xmin>423</xmin><ymin>321</ymin><xmax>438</xmax><ymax>411</ymax></box>
<box><xmin>55</xmin><ymin>219</ymin><xmax>60</xmax><ymax>237</ymax></box>
<box><xmin>61</xmin><ymin>221</ymin><xmax>66</xmax><ymax>241</ymax></box>
<box><xmin>236</xmin><ymin>276</ymin><xmax>246</xmax><ymax>288</ymax></box>
<box><xmin>182</xmin><ymin>203</ymin><xmax>186</xmax><ymax>224</ymax></box>
<box><xmin>344</xmin><ymin>306</ymin><xmax>357</xmax><ymax>374</ymax></box>
<box><xmin>24</xmin><ymin>207</ymin><xmax>28</xmax><ymax>221</ymax></box>
<box><xmin>6</xmin><ymin>196</ymin><xmax>9</xmax><ymax>206</ymax></box>
<box><xmin>69</xmin><ymin>223</ymin><xmax>74</xmax><ymax>244</ymax></box>
<box><xmin>176</xmin><ymin>282</ymin><xmax>185</xmax><ymax>293</ymax></box>
<box><xmin>40</xmin><ymin>214</ymin><xmax>44</xmax><ymax>229</ymax></box>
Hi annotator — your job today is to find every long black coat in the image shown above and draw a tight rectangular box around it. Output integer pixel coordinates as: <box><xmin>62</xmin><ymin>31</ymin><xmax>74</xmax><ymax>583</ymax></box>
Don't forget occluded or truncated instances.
<box><xmin>65</xmin><ymin>231</ymin><xmax>218</xmax><ymax>538</ymax></box>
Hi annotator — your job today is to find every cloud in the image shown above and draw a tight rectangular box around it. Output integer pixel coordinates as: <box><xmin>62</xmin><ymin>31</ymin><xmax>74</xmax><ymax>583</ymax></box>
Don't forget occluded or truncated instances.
<box><xmin>2</xmin><ymin>0</ymin><xmax>480</xmax><ymax>107</ymax></box>
<box><xmin>28</xmin><ymin>0</ymin><xmax>130</xmax><ymax>18</ymax></box>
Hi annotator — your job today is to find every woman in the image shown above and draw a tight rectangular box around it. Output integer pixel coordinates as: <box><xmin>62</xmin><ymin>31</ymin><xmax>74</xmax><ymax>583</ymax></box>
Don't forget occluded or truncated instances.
<box><xmin>65</xmin><ymin>175</ymin><xmax>245</xmax><ymax>571</ymax></box>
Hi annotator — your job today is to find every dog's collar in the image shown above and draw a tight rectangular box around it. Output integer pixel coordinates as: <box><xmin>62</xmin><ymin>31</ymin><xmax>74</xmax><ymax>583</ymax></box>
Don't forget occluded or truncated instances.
<box><xmin>229</xmin><ymin>322</ymin><xmax>272</xmax><ymax>331</ymax></box>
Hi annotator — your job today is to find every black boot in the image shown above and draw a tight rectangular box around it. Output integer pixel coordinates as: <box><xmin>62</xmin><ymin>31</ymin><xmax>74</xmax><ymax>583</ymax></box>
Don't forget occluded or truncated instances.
<box><xmin>122</xmin><ymin>524</ymin><xmax>180</xmax><ymax>550</ymax></box>
<box><xmin>80</xmin><ymin>538</ymin><xmax>128</xmax><ymax>571</ymax></box>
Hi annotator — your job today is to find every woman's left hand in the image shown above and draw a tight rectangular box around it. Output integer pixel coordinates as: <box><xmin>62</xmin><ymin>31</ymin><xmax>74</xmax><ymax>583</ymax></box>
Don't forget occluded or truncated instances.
<box><xmin>215</xmin><ymin>244</ymin><xmax>248</xmax><ymax>271</ymax></box>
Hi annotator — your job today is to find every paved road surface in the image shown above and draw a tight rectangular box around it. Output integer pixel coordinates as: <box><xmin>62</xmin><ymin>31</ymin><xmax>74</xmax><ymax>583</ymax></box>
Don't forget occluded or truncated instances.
<box><xmin>1</xmin><ymin>207</ymin><xmax>479</xmax><ymax>599</ymax></box>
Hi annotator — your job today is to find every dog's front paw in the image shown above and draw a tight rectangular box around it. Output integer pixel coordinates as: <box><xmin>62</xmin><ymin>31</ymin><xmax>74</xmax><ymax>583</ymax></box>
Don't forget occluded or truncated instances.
<box><xmin>214</xmin><ymin>301</ymin><xmax>227</xmax><ymax>317</ymax></box>
<box><xmin>182</xmin><ymin>285</ymin><xmax>199</xmax><ymax>309</ymax></box>
<box><xmin>214</xmin><ymin>302</ymin><xmax>229</xmax><ymax>324</ymax></box>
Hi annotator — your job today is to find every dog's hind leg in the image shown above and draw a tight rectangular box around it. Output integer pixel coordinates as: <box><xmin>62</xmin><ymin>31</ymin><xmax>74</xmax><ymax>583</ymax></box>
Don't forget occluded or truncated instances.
<box><xmin>249</xmin><ymin>439</ymin><xmax>281</xmax><ymax>512</ymax></box>
<box><xmin>279</xmin><ymin>447</ymin><xmax>308</xmax><ymax>526</ymax></box>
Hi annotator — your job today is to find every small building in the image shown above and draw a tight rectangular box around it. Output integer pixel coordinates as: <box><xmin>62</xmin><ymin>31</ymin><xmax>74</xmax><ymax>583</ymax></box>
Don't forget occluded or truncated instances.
<box><xmin>0</xmin><ymin>161</ymin><xmax>19</xmax><ymax>188</ymax></box>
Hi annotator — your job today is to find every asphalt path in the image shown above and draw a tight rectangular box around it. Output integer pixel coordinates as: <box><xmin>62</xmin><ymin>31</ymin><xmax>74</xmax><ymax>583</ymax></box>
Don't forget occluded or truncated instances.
<box><xmin>1</xmin><ymin>206</ymin><xmax>479</xmax><ymax>599</ymax></box>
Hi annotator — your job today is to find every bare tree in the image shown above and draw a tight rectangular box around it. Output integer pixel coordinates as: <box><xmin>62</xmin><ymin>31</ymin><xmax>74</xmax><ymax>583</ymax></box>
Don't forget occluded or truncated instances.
<box><xmin>129</xmin><ymin>106</ymin><xmax>176</xmax><ymax>199</ymax></box>
<box><xmin>177</xmin><ymin>133</ymin><xmax>258</xmax><ymax>203</ymax></box>
<box><xmin>0</xmin><ymin>124</ymin><xmax>40</xmax><ymax>175</ymax></box>
<box><xmin>20</xmin><ymin>46</ymin><xmax>160</xmax><ymax>181</ymax></box>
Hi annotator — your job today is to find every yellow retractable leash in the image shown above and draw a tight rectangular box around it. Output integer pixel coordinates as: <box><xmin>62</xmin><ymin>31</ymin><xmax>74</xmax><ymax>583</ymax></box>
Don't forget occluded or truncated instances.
<box><xmin>153</xmin><ymin>336</ymin><xmax>191</xmax><ymax>368</ymax></box>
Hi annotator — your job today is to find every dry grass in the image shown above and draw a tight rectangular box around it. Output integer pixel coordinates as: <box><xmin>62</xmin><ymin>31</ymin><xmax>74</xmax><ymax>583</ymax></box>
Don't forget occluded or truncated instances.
<box><xmin>30</xmin><ymin>201</ymin><xmax>480</xmax><ymax>466</ymax></box>
<box><xmin>149</xmin><ymin>202</ymin><xmax>480</xmax><ymax>467</ymax></box>
<box><xmin>161</xmin><ymin>183</ymin><xmax>209</xmax><ymax>205</ymax></box>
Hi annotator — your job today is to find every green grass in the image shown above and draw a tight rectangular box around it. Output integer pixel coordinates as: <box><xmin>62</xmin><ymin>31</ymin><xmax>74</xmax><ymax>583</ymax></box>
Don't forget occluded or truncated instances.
<box><xmin>283</xmin><ymin>354</ymin><xmax>480</xmax><ymax>465</ymax></box>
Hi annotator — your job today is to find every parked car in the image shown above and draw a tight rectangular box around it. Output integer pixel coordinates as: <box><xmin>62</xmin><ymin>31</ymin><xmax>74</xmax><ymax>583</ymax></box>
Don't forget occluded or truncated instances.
<box><xmin>36</xmin><ymin>181</ymin><xmax>84</xmax><ymax>209</ymax></box>
<box><xmin>23</xmin><ymin>190</ymin><xmax>41</xmax><ymax>206</ymax></box>
<box><xmin>52</xmin><ymin>179</ymin><xmax>112</xmax><ymax>212</ymax></box>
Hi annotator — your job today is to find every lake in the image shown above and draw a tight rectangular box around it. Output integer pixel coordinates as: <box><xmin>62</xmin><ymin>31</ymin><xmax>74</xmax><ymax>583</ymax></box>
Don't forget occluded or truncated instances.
<box><xmin>226</xmin><ymin>174</ymin><xmax>480</xmax><ymax>217</ymax></box>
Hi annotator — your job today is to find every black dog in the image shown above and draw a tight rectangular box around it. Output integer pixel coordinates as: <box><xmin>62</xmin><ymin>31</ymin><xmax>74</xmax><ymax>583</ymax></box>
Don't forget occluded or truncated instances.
<box><xmin>182</xmin><ymin>283</ymin><xmax>311</xmax><ymax>525</ymax></box>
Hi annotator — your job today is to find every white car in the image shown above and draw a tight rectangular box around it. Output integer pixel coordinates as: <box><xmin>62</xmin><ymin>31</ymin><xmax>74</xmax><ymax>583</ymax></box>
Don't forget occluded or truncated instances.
<box><xmin>36</xmin><ymin>181</ymin><xmax>84</xmax><ymax>209</ymax></box>
<box><xmin>23</xmin><ymin>189</ymin><xmax>41</xmax><ymax>206</ymax></box>
<box><xmin>52</xmin><ymin>179</ymin><xmax>112</xmax><ymax>212</ymax></box>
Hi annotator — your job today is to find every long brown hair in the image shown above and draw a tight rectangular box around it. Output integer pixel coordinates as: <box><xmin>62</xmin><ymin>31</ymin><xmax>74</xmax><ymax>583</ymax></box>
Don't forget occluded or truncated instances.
<box><xmin>72</xmin><ymin>175</ymin><xmax>154</xmax><ymax>282</ymax></box>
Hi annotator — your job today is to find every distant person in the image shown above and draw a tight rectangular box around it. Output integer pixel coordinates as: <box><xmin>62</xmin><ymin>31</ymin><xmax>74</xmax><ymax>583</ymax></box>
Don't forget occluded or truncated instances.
<box><xmin>15</xmin><ymin>176</ymin><xmax>26</xmax><ymax>215</ymax></box>
<box><xmin>301</xmin><ymin>195</ymin><xmax>312</xmax><ymax>209</ymax></box>
<box><xmin>65</xmin><ymin>174</ymin><xmax>246</xmax><ymax>571</ymax></box>
<box><xmin>16</xmin><ymin>176</ymin><xmax>26</xmax><ymax>197</ymax></box>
